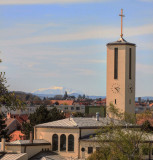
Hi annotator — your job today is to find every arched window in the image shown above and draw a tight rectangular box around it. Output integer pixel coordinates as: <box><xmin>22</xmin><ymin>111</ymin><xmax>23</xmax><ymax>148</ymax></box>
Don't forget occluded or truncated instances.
<box><xmin>52</xmin><ymin>134</ymin><xmax>58</xmax><ymax>151</ymax></box>
<box><xmin>60</xmin><ymin>134</ymin><xmax>66</xmax><ymax>151</ymax></box>
<box><xmin>68</xmin><ymin>134</ymin><xmax>74</xmax><ymax>151</ymax></box>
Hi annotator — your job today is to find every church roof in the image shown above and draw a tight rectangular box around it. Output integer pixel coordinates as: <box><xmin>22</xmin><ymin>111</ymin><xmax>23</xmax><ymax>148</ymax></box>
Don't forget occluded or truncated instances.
<box><xmin>80</xmin><ymin>129</ymin><xmax>153</xmax><ymax>142</ymax></box>
<box><xmin>6</xmin><ymin>139</ymin><xmax>50</xmax><ymax>146</ymax></box>
<box><xmin>107</xmin><ymin>37</ymin><xmax>136</xmax><ymax>46</ymax></box>
<box><xmin>0</xmin><ymin>153</ymin><xmax>27</xmax><ymax>160</ymax></box>
<box><xmin>35</xmin><ymin>117</ymin><xmax>136</xmax><ymax>129</ymax></box>
<box><xmin>29</xmin><ymin>151</ymin><xmax>66</xmax><ymax>160</ymax></box>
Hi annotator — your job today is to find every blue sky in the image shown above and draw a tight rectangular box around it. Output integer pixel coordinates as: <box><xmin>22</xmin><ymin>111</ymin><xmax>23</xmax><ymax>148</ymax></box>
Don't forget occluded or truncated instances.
<box><xmin>0</xmin><ymin>0</ymin><xmax>153</xmax><ymax>96</ymax></box>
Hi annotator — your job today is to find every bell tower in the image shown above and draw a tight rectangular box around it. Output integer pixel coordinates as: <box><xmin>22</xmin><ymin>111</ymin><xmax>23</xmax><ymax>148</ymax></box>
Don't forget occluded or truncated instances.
<box><xmin>106</xmin><ymin>9</ymin><xmax>136</xmax><ymax>114</ymax></box>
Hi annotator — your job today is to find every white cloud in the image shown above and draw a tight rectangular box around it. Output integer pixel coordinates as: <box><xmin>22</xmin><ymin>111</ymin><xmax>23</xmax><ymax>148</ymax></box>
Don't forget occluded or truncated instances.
<box><xmin>32</xmin><ymin>86</ymin><xmax>63</xmax><ymax>93</ymax></box>
<box><xmin>53</xmin><ymin>58</ymin><xmax>106</xmax><ymax>67</ymax></box>
<box><xmin>0</xmin><ymin>0</ymin><xmax>111</xmax><ymax>5</ymax></box>
<box><xmin>0</xmin><ymin>44</ymin><xmax>103</xmax><ymax>65</ymax></box>
<box><xmin>74</xmin><ymin>68</ymin><xmax>96</xmax><ymax>76</ymax></box>
<box><xmin>137</xmin><ymin>63</ymin><xmax>153</xmax><ymax>74</ymax></box>
<box><xmin>125</xmin><ymin>24</ymin><xmax>153</xmax><ymax>37</ymax></box>
<box><xmin>0</xmin><ymin>65</ymin><xmax>7</xmax><ymax>71</ymax></box>
<box><xmin>0</xmin><ymin>26</ymin><xmax>119</xmax><ymax>46</ymax></box>
<box><xmin>138</xmin><ymin>42</ymin><xmax>153</xmax><ymax>50</ymax></box>
<box><xmin>139</xmin><ymin>0</ymin><xmax>153</xmax><ymax>2</ymax></box>
<box><xmin>87</xmin><ymin>59</ymin><xmax>106</xmax><ymax>64</ymax></box>
<box><xmin>1</xmin><ymin>23</ymin><xmax>153</xmax><ymax>46</ymax></box>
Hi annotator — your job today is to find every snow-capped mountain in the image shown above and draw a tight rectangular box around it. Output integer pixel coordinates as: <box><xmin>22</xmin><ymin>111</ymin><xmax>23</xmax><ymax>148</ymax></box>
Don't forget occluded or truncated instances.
<box><xmin>32</xmin><ymin>86</ymin><xmax>83</xmax><ymax>95</ymax></box>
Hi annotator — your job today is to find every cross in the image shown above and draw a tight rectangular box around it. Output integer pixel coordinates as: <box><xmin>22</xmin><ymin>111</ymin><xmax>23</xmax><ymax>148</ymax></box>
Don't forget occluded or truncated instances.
<box><xmin>119</xmin><ymin>9</ymin><xmax>125</xmax><ymax>38</ymax></box>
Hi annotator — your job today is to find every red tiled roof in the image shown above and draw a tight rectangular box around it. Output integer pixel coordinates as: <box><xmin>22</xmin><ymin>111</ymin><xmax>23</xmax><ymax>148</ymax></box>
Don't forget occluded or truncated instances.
<box><xmin>137</xmin><ymin>118</ymin><xmax>153</xmax><ymax>126</ymax></box>
<box><xmin>79</xmin><ymin>102</ymin><xmax>90</xmax><ymax>105</ymax></box>
<box><xmin>5</xmin><ymin>118</ymin><xmax>16</xmax><ymax>127</ymax></box>
<box><xmin>136</xmin><ymin>113</ymin><xmax>153</xmax><ymax>126</ymax></box>
<box><xmin>149</xmin><ymin>103</ymin><xmax>153</xmax><ymax>107</ymax></box>
<box><xmin>135</xmin><ymin>103</ymin><xmax>139</xmax><ymax>106</ymax></box>
<box><xmin>10</xmin><ymin>130</ymin><xmax>26</xmax><ymax>142</ymax></box>
<box><xmin>51</xmin><ymin>100</ymin><xmax>74</xmax><ymax>105</ymax></box>
<box><xmin>11</xmin><ymin>114</ymin><xmax>29</xmax><ymax>124</ymax></box>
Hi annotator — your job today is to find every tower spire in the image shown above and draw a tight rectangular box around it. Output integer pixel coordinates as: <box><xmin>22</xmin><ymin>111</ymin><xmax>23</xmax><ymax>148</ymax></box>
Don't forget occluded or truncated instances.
<box><xmin>119</xmin><ymin>9</ymin><xmax>125</xmax><ymax>38</ymax></box>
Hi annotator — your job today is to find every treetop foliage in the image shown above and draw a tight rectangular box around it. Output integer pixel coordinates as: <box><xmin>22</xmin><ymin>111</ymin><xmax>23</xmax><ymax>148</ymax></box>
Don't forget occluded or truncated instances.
<box><xmin>0</xmin><ymin>58</ymin><xmax>25</xmax><ymax>141</ymax></box>
<box><xmin>22</xmin><ymin>105</ymin><xmax>65</xmax><ymax>138</ymax></box>
<box><xmin>88</xmin><ymin>104</ymin><xmax>152</xmax><ymax>160</ymax></box>
<box><xmin>0</xmin><ymin>60</ymin><xmax>24</xmax><ymax>110</ymax></box>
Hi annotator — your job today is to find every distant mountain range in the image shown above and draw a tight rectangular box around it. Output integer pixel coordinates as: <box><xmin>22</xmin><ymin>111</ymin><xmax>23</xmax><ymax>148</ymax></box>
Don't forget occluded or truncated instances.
<box><xmin>34</xmin><ymin>93</ymin><xmax>106</xmax><ymax>99</ymax></box>
<box><xmin>32</xmin><ymin>86</ymin><xmax>83</xmax><ymax>95</ymax></box>
<box><xmin>32</xmin><ymin>86</ymin><xmax>153</xmax><ymax>100</ymax></box>
<box><xmin>32</xmin><ymin>86</ymin><xmax>105</xmax><ymax>99</ymax></box>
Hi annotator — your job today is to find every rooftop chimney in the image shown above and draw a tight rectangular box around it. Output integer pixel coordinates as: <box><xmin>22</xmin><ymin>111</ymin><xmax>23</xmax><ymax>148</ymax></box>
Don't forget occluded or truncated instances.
<box><xmin>96</xmin><ymin>112</ymin><xmax>99</xmax><ymax>121</ymax></box>
<box><xmin>7</xmin><ymin>112</ymin><xmax>11</xmax><ymax>119</ymax></box>
<box><xmin>30</xmin><ymin>131</ymin><xmax>33</xmax><ymax>143</ymax></box>
<box><xmin>1</xmin><ymin>138</ymin><xmax>5</xmax><ymax>152</ymax></box>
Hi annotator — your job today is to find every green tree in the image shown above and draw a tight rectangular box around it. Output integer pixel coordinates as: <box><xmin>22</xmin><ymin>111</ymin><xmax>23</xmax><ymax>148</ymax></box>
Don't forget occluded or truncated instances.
<box><xmin>0</xmin><ymin>113</ymin><xmax>10</xmax><ymax>141</ymax></box>
<box><xmin>0</xmin><ymin>72</ymin><xmax>23</xmax><ymax>110</ymax></box>
<box><xmin>88</xmin><ymin>104</ymin><xmax>151</xmax><ymax>160</ymax></box>
<box><xmin>87</xmin><ymin>151</ymin><xmax>101</xmax><ymax>160</ymax></box>
<box><xmin>22</xmin><ymin>106</ymin><xmax>65</xmax><ymax>138</ymax></box>
<box><xmin>141</xmin><ymin>120</ymin><xmax>153</xmax><ymax>133</ymax></box>
<box><xmin>82</xmin><ymin>94</ymin><xmax>86</xmax><ymax>99</ymax></box>
<box><xmin>25</xmin><ymin>94</ymin><xmax>30</xmax><ymax>101</ymax></box>
<box><xmin>78</xmin><ymin>94</ymin><xmax>82</xmax><ymax>99</ymax></box>
<box><xmin>0</xmin><ymin>59</ymin><xmax>24</xmax><ymax>141</ymax></box>
<box><xmin>0</xmin><ymin>58</ymin><xmax>24</xmax><ymax>110</ymax></box>
<box><xmin>72</xmin><ymin>112</ymin><xmax>85</xmax><ymax>117</ymax></box>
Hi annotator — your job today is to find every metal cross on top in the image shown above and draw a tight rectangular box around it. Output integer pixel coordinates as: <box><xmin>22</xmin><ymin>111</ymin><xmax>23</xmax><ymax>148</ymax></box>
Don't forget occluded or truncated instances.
<box><xmin>119</xmin><ymin>9</ymin><xmax>125</xmax><ymax>38</ymax></box>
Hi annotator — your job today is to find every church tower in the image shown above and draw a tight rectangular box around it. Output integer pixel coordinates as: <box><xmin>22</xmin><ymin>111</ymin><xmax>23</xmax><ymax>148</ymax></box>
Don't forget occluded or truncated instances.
<box><xmin>106</xmin><ymin>9</ymin><xmax>136</xmax><ymax>114</ymax></box>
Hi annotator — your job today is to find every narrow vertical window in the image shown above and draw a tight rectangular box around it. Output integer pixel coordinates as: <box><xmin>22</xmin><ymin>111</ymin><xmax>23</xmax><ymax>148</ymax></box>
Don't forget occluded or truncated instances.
<box><xmin>68</xmin><ymin>134</ymin><xmax>74</xmax><ymax>151</ymax></box>
<box><xmin>115</xmin><ymin>99</ymin><xmax>117</xmax><ymax>104</ymax></box>
<box><xmin>52</xmin><ymin>134</ymin><xmax>58</xmax><ymax>151</ymax></box>
<box><xmin>88</xmin><ymin>147</ymin><xmax>93</xmax><ymax>154</ymax></box>
<box><xmin>60</xmin><ymin>134</ymin><xmax>66</xmax><ymax>151</ymax></box>
<box><xmin>129</xmin><ymin>48</ymin><xmax>132</xmax><ymax>79</ymax></box>
<box><xmin>114</xmin><ymin>48</ymin><xmax>118</xmax><ymax>79</ymax></box>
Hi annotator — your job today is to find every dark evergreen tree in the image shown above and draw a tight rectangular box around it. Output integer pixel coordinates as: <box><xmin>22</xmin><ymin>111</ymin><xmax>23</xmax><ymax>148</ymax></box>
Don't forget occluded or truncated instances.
<box><xmin>141</xmin><ymin>120</ymin><xmax>153</xmax><ymax>133</ymax></box>
<box><xmin>0</xmin><ymin>59</ymin><xmax>23</xmax><ymax>141</ymax></box>
<box><xmin>0</xmin><ymin>60</ymin><xmax>23</xmax><ymax>110</ymax></box>
<box><xmin>72</xmin><ymin>112</ymin><xmax>85</xmax><ymax>117</ymax></box>
<box><xmin>22</xmin><ymin>105</ymin><xmax>65</xmax><ymax>138</ymax></box>
<box><xmin>82</xmin><ymin>94</ymin><xmax>86</xmax><ymax>99</ymax></box>
<box><xmin>0</xmin><ymin>114</ymin><xmax>9</xmax><ymax>141</ymax></box>
<box><xmin>78</xmin><ymin>95</ymin><xmax>82</xmax><ymax>99</ymax></box>
<box><xmin>63</xmin><ymin>91</ymin><xmax>68</xmax><ymax>100</ymax></box>
<box><xmin>25</xmin><ymin>94</ymin><xmax>30</xmax><ymax>101</ymax></box>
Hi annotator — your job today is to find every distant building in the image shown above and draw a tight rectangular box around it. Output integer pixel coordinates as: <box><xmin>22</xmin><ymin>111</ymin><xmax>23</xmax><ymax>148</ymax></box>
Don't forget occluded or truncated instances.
<box><xmin>47</xmin><ymin>105</ymin><xmax>85</xmax><ymax>114</ymax></box>
<box><xmin>85</xmin><ymin>106</ymin><xmax>106</xmax><ymax>117</ymax></box>
<box><xmin>138</xmin><ymin>97</ymin><xmax>141</xmax><ymax>103</ymax></box>
<box><xmin>5</xmin><ymin>113</ymin><xmax>29</xmax><ymax>140</ymax></box>
<box><xmin>149</xmin><ymin>103</ymin><xmax>153</xmax><ymax>110</ymax></box>
<box><xmin>0</xmin><ymin>105</ymin><xmax>40</xmax><ymax>115</ymax></box>
<box><xmin>5</xmin><ymin>117</ymin><xmax>21</xmax><ymax>135</ymax></box>
<box><xmin>50</xmin><ymin>100</ymin><xmax>74</xmax><ymax>105</ymax></box>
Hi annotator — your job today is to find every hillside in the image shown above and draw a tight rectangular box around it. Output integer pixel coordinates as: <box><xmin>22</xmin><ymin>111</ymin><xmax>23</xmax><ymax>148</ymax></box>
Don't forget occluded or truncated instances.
<box><xmin>12</xmin><ymin>91</ymin><xmax>41</xmax><ymax>102</ymax></box>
